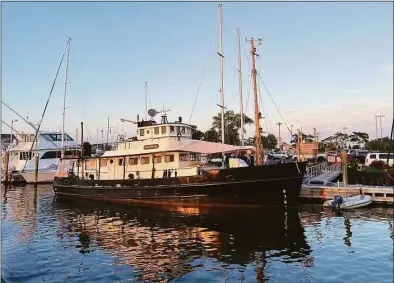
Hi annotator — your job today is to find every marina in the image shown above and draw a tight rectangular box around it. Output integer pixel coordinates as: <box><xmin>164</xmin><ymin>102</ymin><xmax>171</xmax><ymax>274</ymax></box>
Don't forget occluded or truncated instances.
<box><xmin>1</xmin><ymin>2</ymin><xmax>393</xmax><ymax>283</ymax></box>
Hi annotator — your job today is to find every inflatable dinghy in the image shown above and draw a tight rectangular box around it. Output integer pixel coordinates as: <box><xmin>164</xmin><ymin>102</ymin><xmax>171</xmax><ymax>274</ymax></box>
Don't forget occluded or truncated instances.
<box><xmin>323</xmin><ymin>194</ymin><xmax>373</xmax><ymax>210</ymax></box>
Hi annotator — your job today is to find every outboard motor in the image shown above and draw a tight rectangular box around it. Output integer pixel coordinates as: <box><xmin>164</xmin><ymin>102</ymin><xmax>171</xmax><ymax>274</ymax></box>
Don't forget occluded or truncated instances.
<box><xmin>330</xmin><ymin>195</ymin><xmax>344</xmax><ymax>211</ymax></box>
<box><xmin>82</xmin><ymin>142</ymin><xmax>92</xmax><ymax>157</ymax></box>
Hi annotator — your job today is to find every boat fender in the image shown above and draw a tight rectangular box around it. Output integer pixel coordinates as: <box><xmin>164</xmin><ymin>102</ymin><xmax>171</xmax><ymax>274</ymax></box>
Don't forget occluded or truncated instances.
<box><xmin>321</xmin><ymin>190</ymin><xmax>328</xmax><ymax>199</ymax></box>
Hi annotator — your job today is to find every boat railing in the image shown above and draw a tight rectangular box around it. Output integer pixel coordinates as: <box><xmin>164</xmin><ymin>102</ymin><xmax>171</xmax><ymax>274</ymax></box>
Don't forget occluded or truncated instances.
<box><xmin>305</xmin><ymin>162</ymin><xmax>329</xmax><ymax>177</ymax></box>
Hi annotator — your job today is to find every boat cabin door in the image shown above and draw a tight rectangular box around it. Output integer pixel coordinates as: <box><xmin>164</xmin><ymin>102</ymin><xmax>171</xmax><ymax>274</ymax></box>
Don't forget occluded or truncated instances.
<box><xmin>107</xmin><ymin>159</ymin><xmax>116</xmax><ymax>180</ymax></box>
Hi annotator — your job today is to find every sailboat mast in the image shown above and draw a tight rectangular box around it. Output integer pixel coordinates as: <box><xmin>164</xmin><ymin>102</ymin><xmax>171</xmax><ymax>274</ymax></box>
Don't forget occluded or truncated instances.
<box><xmin>250</xmin><ymin>37</ymin><xmax>263</xmax><ymax>166</ymax></box>
<box><xmin>218</xmin><ymin>4</ymin><xmax>225</xmax><ymax>144</ymax></box>
<box><xmin>237</xmin><ymin>28</ymin><xmax>244</xmax><ymax>147</ymax></box>
<box><xmin>145</xmin><ymin>82</ymin><xmax>148</xmax><ymax>120</ymax></box>
<box><xmin>61</xmin><ymin>37</ymin><xmax>71</xmax><ymax>158</ymax></box>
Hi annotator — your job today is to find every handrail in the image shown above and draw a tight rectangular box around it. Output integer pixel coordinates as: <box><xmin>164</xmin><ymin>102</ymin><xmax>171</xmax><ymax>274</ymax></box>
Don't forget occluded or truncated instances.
<box><xmin>305</xmin><ymin>162</ymin><xmax>341</xmax><ymax>178</ymax></box>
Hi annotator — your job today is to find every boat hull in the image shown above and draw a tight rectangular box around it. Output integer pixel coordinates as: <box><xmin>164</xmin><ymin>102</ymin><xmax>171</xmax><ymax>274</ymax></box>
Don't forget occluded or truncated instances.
<box><xmin>53</xmin><ymin>161</ymin><xmax>308</xmax><ymax>207</ymax></box>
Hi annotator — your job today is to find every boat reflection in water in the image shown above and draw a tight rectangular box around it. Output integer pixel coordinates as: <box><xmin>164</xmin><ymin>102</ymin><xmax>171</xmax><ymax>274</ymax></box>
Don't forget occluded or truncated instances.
<box><xmin>52</xmin><ymin>196</ymin><xmax>312</xmax><ymax>282</ymax></box>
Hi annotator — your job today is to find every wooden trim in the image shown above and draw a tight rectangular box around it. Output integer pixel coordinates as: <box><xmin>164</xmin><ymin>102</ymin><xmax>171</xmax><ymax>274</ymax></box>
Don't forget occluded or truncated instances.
<box><xmin>98</xmin><ymin>156</ymin><xmax>101</xmax><ymax>180</ymax></box>
<box><xmin>123</xmin><ymin>157</ymin><xmax>126</xmax><ymax>180</ymax></box>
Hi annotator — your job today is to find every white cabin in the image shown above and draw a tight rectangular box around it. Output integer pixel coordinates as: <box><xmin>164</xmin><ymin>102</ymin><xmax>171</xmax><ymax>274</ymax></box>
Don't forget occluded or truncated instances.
<box><xmin>59</xmin><ymin>113</ymin><xmax>252</xmax><ymax>181</ymax></box>
<box><xmin>7</xmin><ymin>131</ymin><xmax>78</xmax><ymax>173</ymax></box>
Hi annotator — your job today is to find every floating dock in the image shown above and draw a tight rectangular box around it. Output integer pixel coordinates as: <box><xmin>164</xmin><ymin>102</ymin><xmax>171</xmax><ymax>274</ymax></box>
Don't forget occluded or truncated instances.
<box><xmin>300</xmin><ymin>185</ymin><xmax>394</xmax><ymax>204</ymax></box>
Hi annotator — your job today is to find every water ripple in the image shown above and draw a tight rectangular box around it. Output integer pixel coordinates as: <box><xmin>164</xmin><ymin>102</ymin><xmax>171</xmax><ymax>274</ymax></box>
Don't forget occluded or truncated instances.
<box><xmin>1</xmin><ymin>185</ymin><xmax>393</xmax><ymax>283</ymax></box>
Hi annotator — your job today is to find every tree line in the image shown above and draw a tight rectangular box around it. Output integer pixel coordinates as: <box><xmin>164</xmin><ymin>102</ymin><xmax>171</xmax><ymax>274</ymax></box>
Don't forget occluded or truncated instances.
<box><xmin>129</xmin><ymin>110</ymin><xmax>391</xmax><ymax>152</ymax></box>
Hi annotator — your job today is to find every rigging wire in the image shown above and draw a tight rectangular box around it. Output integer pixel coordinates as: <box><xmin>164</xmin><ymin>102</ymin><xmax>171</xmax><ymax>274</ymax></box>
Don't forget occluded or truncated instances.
<box><xmin>257</xmin><ymin>72</ymin><xmax>292</xmax><ymax>135</ymax></box>
<box><xmin>241</xmin><ymin>36</ymin><xmax>291</xmax><ymax>136</ymax></box>
<box><xmin>189</xmin><ymin>19</ymin><xmax>217</xmax><ymax>124</ymax></box>
<box><xmin>1</xmin><ymin>120</ymin><xmax>21</xmax><ymax>135</ymax></box>
<box><xmin>21</xmin><ymin>44</ymin><xmax>67</xmax><ymax>172</ymax></box>
<box><xmin>2</xmin><ymin>102</ymin><xmax>59</xmax><ymax>149</ymax></box>
<box><xmin>255</xmin><ymin>54</ymin><xmax>271</xmax><ymax>133</ymax></box>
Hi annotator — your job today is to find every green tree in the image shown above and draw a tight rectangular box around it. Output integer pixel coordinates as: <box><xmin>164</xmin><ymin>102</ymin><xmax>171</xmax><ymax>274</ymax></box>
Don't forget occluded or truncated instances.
<box><xmin>211</xmin><ymin>110</ymin><xmax>253</xmax><ymax>145</ymax></box>
<box><xmin>191</xmin><ymin>125</ymin><xmax>204</xmax><ymax>140</ymax></box>
<box><xmin>261</xmin><ymin>134</ymin><xmax>278</xmax><ymax>149</ymax></box>
<box><xmin>366</xmin><ymin>137</ymin><xmax>391</xmax><ymax>151</ymax></box>
<box><xmin>352</xmin><ymin>131</ymin><xmax>369</xmax><ymax>143</ymax></box>
<box><xmin>204</xmin><ymin>128</ymin><xmax>220</xmax><ymax>142</ymax></box>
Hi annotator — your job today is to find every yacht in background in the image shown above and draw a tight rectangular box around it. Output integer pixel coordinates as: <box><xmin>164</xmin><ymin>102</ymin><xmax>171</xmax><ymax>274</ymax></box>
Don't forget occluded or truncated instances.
<box><xmin>5</xmin><ymin>131</ymin><xmax>79</xmax><ymax>183</ymax></box>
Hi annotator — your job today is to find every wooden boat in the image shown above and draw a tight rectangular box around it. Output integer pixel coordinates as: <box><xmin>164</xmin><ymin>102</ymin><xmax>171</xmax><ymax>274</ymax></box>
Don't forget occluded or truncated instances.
<box><xmin>53</xmin><ymin>111</ymin><xmax>308</xmax><ymax>207</ymax></box>
<box><xmin>53</xmin><ymin>5</ymin><xmax>308</xmax><ymax>208</ymax></box>
<box><xmin>323</xmin><ymin>194</ymin><xmax>373</xmax><ymax>210</ymax></box>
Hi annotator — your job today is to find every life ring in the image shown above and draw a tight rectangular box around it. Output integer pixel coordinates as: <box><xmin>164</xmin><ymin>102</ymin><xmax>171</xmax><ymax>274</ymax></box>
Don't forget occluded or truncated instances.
<box><xmin>321</xmin><ymin>190</ymin><xmax>327</xmax><ymax>199</ymax></box>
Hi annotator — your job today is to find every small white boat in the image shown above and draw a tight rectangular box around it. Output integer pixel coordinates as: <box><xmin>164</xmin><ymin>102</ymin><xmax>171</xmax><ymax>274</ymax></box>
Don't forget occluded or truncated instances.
<box><xmin>323</xmin><ymin>194</ymin><xmax>373</xmax><ymax>210</ymax></box>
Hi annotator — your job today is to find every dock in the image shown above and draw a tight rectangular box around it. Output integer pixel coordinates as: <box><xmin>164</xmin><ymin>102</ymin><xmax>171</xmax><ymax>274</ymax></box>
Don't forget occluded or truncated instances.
<box><xmin>303</xmin><ymin>162</ymin><xmax>342</xmax><ymax>185</ymax></box>
<box><xmin>300</xmin><ymin>185</ymin><xmax>394</xmax><ymax>204</ymax></box>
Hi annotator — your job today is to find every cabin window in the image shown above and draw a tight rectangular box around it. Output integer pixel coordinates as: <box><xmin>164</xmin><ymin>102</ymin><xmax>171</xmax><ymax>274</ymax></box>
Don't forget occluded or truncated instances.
<box><xmin>146</xmin><ymin>130</ymin><xmax>150</xmax><ymax>135</ymax></box>
<box><xmin>154</xmin><ymin>127</ymin><xmax>160</xmax><ymax>135</ymax></box>
<box><xmin>190</xmin><ymin>153</ymin><xmax>197</xmax><ymax>162</ymax></box>
<box><xmin>41</xmin><ymin>151</ymin><xmax>61</xmax><ymax>159</ymax></box>
<box><xmin>176</xmin><ymin>126</ymin><xmax>180</xmax><ymax>134</ymax></box>
<box><xmin>20</xmin><ymin>152</ymin><xmax>33</xmax><ymax>160</ymax></box>
<box><xmin>100</xmin><ymin>159</ymin><xmax>108</xmax><ymax>167</ymax></box>
<box><xmin>170</xmin><ymin>126</ymin><xmax>175</xmax><ymax>133</ymax></box>
<box><xmin>118</xmin><ymin>158</ymin><xmax>124</xmax><ymax>166</ymax></box>
<box><xmin>109</xmin><ymin>159</ymin><xmax>114</xmax><ymax>164</ymax></box>
<box><xmin>129</xmin><ymin>157</ymin><xmax>138</xmax><ymax>165</ymax></box>
<box><xmin>179</xmin><ymin>153</ymin><xmax>188</xmax><ymax>161</ymax></box>
<box><xmin>85</xmin><ymin>159</ymin><xmax>97</xmax><ymax>170</ymax></box>
<box><xmin>197</xmin><ymin>154</ymin><xmax>201</xmax><ymax>161</ymax></box>
<box><xmin>140</xmin><ymin>129</ymin><xmax>145</xmax><ymax>136</ymax></box>
<box><xmin>161</xmin><ymin>126</ymin><xmax>167</xmax><ymax>134</ymax></box>
<box><xmin>154</xmin><ymin>155</ymin><xmax>162</xmax><ymax>163</ymax></box>
<box><xmin>369</xmin><ymin>154</ymin><xmax>376</xmax><ymax>159</ymax></box>
<box><xmin>141</xmin><ymin>156</ymin><xmax>150</xmax><ymax>165</ymax></box>
<box><xmin>165</xmin><ymin>154</ymin><xmax>174</xmax><ymax>162</ymax></box>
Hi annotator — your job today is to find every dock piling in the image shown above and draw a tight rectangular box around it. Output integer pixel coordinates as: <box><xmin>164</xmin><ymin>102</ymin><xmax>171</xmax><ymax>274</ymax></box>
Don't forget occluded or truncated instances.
<box><xmin>34</xmin><ymin>153</ymin><xmax>39</xmax><ymax>184</ymax></box>
<box><xmin>2</xmin><ymin>151</ymin><xmax>10</xmax><ymax>183</ymax></box>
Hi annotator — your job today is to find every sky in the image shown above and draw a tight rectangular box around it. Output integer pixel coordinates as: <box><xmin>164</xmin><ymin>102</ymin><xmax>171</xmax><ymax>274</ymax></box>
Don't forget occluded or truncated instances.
<box><xmin>2</xmin><ymin>1</ymin><xmax>393</xmax><ymax>144</ymax></box>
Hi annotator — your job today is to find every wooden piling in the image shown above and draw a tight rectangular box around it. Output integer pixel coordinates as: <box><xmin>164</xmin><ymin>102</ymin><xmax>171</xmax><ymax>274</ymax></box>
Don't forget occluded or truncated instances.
<box><xmin>340</xmin><ymin>150</ymin><xmax>348</xmax><ymax>186</ymax></box>
<box><xmin>34</xmin><ymin>153</ymin><xmax>39</xmax><ymax>184</ymax></box>
<box><xmin>2</xmin><ymin>151</ymin><xmax>10</xmax><ymax>183</ymax></box>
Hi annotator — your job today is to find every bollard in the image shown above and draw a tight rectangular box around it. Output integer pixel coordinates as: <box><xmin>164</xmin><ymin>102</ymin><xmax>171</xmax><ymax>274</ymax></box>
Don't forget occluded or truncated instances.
<box><xmin>34</xmin><ymin>153</ymin><xmax>39</xmax><ymax>184</ymax></box>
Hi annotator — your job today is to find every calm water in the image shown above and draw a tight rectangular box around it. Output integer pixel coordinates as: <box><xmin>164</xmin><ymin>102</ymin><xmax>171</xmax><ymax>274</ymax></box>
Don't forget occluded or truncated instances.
<box><xmin>1</xmin><ymin>185</ymin><xmax>393</xmax><ymax>283</ymax></box>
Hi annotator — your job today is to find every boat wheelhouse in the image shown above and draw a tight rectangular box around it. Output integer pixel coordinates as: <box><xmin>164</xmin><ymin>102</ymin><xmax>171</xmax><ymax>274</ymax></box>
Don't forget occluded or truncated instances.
<box><xmin>59</xmin><ymin>113</ymin><xmax>251</xmax><ymax>181</ymax></box>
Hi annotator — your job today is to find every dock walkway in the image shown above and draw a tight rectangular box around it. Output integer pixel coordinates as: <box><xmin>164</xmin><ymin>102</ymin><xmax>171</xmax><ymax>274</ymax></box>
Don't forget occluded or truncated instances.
<box><xmin>303</xmin><ymin>162</ymin><xmax>342</xmax><ymax>185</ymax></box>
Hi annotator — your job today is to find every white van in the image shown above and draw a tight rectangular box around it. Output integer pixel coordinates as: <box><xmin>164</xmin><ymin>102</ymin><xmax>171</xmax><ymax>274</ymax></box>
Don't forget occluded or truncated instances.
<box><xmin>365</xmin><ymin>153</ymin><xmax>394</xmax><ymax>167</ymax></box>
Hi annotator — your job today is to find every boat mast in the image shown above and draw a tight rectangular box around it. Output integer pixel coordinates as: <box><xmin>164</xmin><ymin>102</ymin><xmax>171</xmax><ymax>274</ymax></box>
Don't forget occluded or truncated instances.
<box><xmin>249</xmin><ymin>37</ymin><xmax>263</xmax><ymax>166</ymax></box>
<box><xmin>218</xmin><ymin>4</ymin><xmax>225</xmax><ymax>144</ymax></box>
<box><xmin>61</xmin><ymin>37</ymin><xmax>71</xmax><ymax>158</ymax></box>
<box><xmin>237</xmin><ymin>28</ymin><xmax>244</xmax><ymax>147</ymax></box>
<box><xmin>145</xmin><ymin>82</ymin><xmax>148</xmax><ymax>120</ymax></box>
